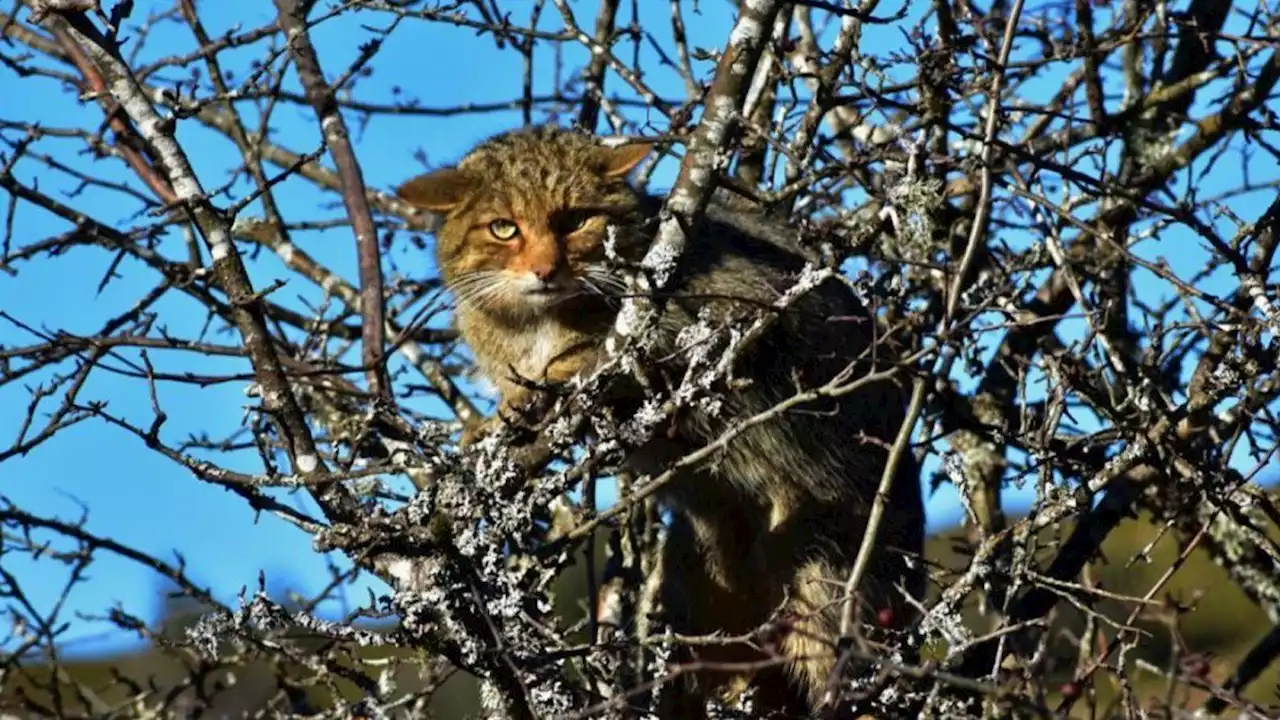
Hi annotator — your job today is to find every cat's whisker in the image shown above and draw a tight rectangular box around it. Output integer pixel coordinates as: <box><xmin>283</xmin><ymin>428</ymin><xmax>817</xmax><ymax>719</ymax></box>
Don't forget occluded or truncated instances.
<box><xmin>577</xmin><ymin>276</ymin><xmax>606</xmax><ymax>297</ymax></box>
<box><xmin>583</xmin><ymin>267</ymin><xmax>627</xmax><ymax>296</ymax></box>
<box><xmin>578</xmin><ymin>289</ymin><xmax>618</xmax><ymax>310</ymax></box>
<box><xmin>465</xmin><ymin>279</ymin><xmax>512</xmax><ymax>313</ymax></box>
<box><xmin>546</xmin><ymin>280</ymin><xmax>599</xmax><ymax>307</ymax></box>
<box><xmin>447</xmin><ymin>271</ymin><xmax>497</xmax><ymax>300</ymax></box>
<box><xmin>452</xmin><ymin>272</ymin><xmax>509</xmax><ymax>311</ymax></box>
<box><xmin>450</xmin><ymin>278</ymin><xmax>489</xmax><ymax>303</ymax></box>
<box><xmin>596</xmin><ymin>272</ymin><xmax>628</xmax><ymax>291</ymax></box>
<box><xmin>572</xmin><ymin>277</ymin><xmax>619</xmax><ymax>308</ymax></box>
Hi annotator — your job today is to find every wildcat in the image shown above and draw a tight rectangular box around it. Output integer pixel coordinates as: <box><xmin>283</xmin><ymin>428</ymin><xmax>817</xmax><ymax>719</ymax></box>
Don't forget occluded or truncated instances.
<box><xmin>396</xmin><ymin>125</ymin><xmax>925</xmax><ymax>717</ymax></box>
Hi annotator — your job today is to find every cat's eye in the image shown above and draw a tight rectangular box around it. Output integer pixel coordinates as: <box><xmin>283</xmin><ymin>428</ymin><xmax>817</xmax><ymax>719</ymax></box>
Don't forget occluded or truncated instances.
<box><xmin>555</xmin><ymin>210</ymin><xmax>595</xmax><ymax>234</ymax></box>
<box><xmin>488</xmin><ymin>219</ymin><xmax>519</xmax><ymax>241</ymax></box>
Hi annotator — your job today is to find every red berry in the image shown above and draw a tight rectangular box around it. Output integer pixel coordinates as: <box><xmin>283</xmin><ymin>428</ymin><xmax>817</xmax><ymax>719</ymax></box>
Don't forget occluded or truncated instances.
<box><xmin>1184</xmin><ymin>656</ymin><xmax>1211</xmax><ymax>678</ymax></box>
<box><xmin>1060</xmin><ymin>682</ymin><xmax>1081</xmax><ymax>701</ymax></box>
<box><xmin>876</xmin><ymin>608</ymin><xmax>895</xmax><ymax>627</ymax></box>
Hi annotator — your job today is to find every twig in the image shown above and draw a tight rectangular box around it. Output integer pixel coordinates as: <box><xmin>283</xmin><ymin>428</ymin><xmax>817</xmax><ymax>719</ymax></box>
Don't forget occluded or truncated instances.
<box><xmin>274</xmin><ymin>0</ymin><xmax>392</xmax><ymax>401</ymax></box>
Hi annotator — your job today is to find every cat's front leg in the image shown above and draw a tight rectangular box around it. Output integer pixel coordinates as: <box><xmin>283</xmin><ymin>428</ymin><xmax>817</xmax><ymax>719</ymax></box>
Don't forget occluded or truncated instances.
<box><xmin>459</xmin><ymin>383</ymin><xmax>543</xmax><ymax>448</ymax></box>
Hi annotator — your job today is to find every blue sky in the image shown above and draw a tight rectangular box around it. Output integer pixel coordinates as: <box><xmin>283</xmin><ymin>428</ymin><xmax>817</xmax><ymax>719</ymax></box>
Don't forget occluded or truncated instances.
<box><xmin>1</xmin><ymin>2</ymin><xmax>1274</xmax><ymax>660</ymax></box>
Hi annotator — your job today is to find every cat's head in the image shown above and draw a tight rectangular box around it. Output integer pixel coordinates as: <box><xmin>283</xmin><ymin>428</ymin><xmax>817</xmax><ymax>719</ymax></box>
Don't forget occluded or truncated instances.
<box><xmin>396</xmin><ymin>126</ymin><xmax>652</xmax><ymax>320</ymax></box>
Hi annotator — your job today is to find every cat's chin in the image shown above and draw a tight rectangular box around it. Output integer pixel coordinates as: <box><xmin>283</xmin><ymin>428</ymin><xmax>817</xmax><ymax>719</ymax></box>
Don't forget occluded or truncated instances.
<box><xmin>471</xmin><ymin>289</ymin><xmax>579</xmax><ymax>321</ymax></box>
<box><xmin>459</xmin><ymin>273</ymin><xmax>603</xmax><ymax>321</ymax></box>
<box><xmin>518</xmin><ymin>289</ymin><xmax>567</xmax><ymax>309</ymax></box>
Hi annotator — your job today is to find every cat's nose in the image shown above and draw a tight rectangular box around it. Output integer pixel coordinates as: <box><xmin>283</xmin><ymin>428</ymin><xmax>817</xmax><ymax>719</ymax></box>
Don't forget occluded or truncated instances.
<box><xmin>529</xmin><ymin>262</ymin><xmax>558</xmax><ymax>282</ymax></box>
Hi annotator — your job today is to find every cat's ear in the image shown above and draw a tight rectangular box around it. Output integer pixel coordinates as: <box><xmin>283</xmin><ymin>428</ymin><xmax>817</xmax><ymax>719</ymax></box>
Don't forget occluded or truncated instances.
<box><xmin>597</xmin><ymin>141</ymin><xmax>654</xmax><ymax>179</ymax></box>
<box><xmin>396</xmin><ymin>168</ymin><xmax>475</xmax><ymax>212</ymax></box>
